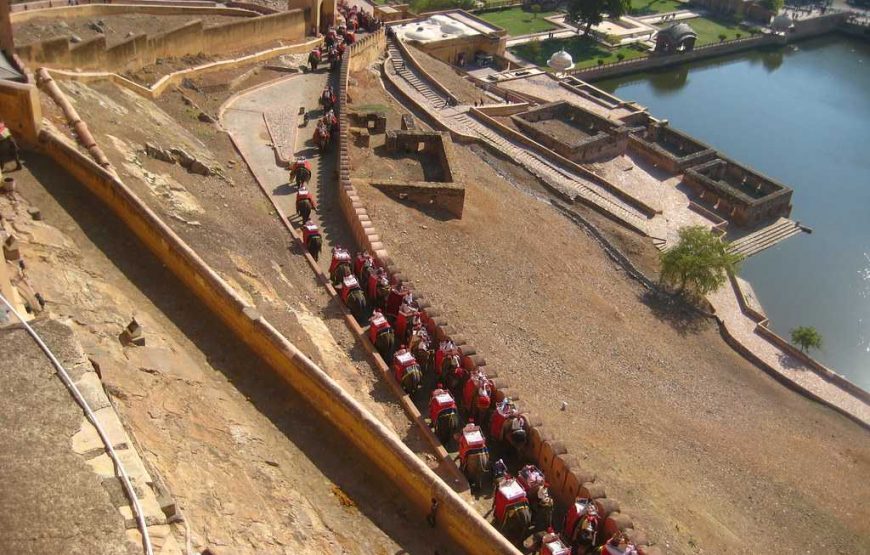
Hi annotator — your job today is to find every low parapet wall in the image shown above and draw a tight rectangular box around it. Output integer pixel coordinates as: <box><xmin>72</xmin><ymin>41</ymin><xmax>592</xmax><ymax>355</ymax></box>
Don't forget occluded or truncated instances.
<box><xmin>0</xmin><ymin>80</ymin><xmax>42</xmax><ymax>146</ymax></box>
<box><xmin>15</xmin><ymin>9</ymin><xmax>305</xmax><ymax>73</ymax></box>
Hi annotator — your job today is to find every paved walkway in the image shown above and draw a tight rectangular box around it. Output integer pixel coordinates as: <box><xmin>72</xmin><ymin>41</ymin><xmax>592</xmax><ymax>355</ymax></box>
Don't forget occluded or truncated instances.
<box><xmin>222</xmin><ymin>70</ymin><xmax>356</xmax><ymax>272</ymax></box>
<box><xmin>709</xmin><ymin>281</ymin><xmax>869</xmax><ymax>425</ymax></box>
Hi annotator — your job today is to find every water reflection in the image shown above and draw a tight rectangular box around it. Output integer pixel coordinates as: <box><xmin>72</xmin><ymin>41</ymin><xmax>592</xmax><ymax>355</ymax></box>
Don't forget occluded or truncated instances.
<box><xmin>648</xmin><ymin>65</ymin><xmax>689</xmax><ymax>92</ymax></box>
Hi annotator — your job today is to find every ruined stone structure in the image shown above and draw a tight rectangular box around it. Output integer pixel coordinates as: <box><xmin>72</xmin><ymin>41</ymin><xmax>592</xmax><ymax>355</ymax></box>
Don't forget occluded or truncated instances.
<box><xmin>684</xmin><ymin>157</ymin><xmax>793</xmax><ymax>226</ymax></box>
<box><xmin>511</xmin><ymin>101</ymin><xmax>630</xmax><ymax>163</ymax></box>
<box><xmin>629</xmin><ymin>119</ymin><xmax>717</xmax><ymax>173</ymax></box>
<box><xmin>372</xmin><ymin>129</ymin><xmax>465</xmax><ymax>218</ymax></box>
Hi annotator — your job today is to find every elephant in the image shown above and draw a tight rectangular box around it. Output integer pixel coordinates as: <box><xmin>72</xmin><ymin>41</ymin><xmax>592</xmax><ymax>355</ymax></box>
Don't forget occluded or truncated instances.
<box><xmin>462</xmin><ymin>449</ymin><xmax>490</xmax><ymax>494</ymax></box>
<box><xmin>331</xmin><ymin>260</ymin><xmax>352</xmax><ymax>286</ymax></box>
<box><xmin>306</xmin><ymin>234</ymin><xmax>322</xmax><ymax>262</ymax></box>
<box><xmin>345</xmin><ymin>288</ymin><xmax>367</xmax><ymax>324</ymax></box>
<box><xmin>434</xmin><ymin>408</ymin><xmax>459</xmax><ymax>445</ymax></box>
<box><xmin>498</xmin><ymin>501</ymin><xmax>532</xmax><ymax>547</ymax></box>
<box><xmin>375</xmin><ymin>327</ymin><xmax>395</xmax><ymax>361</ymax></box>
<box><xmin>313</xmin><ymin>124</ymin><xmax>330</xmax><ymax>153</ymax></box>
<box><xmin>297</xmin><ymin>197</ymin><xmax>313</xmax><ymax>223</ymax></box>
<box><xmin>398</xmin><ymin>363</ymin><xmax>422</xmax><ymax>395</ymax></box>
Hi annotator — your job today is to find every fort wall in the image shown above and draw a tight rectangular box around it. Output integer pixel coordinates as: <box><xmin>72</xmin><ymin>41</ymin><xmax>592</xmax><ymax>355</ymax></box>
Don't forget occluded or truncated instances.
<box><xmin>0</xmin><ymin>80</ymin><xmax>41</xmax><ymax>146</ymax></box>
<box><xmin>14</xmin><ymin>9</ymin><xmax>305</xmax><ymax>72</ymax></box>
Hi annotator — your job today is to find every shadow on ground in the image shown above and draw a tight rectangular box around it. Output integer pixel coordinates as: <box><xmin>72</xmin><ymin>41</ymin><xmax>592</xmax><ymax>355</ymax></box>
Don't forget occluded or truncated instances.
<box><xmin>23</xmin><ymin>151</ymin><xmax>453</xmax><ymax>554</ymax></box>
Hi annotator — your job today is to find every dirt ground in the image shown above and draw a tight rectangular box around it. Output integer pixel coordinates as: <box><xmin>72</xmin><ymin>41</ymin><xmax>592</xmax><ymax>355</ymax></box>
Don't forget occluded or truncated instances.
<box><xmin>13</xmin><ymin>13</ymin><xmax>250</xmax><ymax>47</ymax></box>
<box><xmin>351</xmin><ymin>71</ymin><xmax>870</xmax><ymax>554</ymax></box>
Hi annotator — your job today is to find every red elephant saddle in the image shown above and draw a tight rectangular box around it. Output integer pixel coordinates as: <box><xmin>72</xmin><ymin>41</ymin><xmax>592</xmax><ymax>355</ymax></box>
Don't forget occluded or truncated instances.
<box><xmin>493</xmin><ymin>479</ymin><xmax>528</xmax><ymax>523</ymax></box>
<box><xmin>428</xmin><ymin>389</ymin><xmax>456</xmax><ymax>423</ymax></box>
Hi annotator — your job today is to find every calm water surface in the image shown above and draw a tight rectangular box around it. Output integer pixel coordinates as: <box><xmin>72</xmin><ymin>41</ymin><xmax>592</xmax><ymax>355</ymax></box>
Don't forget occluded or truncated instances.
<box><xmin>597</xmin><ymin>35</ymin><xmax>870</xmax><ymax>388</ymax></box>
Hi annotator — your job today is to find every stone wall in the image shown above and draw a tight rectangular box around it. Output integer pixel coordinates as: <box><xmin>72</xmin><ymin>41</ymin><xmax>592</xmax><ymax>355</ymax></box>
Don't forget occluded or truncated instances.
<box><xmin>0</xmin><ymin>79</ymin><xmax>41</xmax><ymax>146</ymax></box>
<box><xmin>684</xmin><ymin>158</ymin><xmax>792</xmax><ymax>227</ymax></box>
<box><xmin>568</xmin><ymin>34</ymin><xmax>775</xmax><ymax>82</ymax></box>
<box><xmin>628</xmin><ymin>120</ymin><xmax>717</xmax><ymax>173</ymax></box>
<box><xmin>15</xmin><ymin>10</ymin><xmax>305</xmax><ymax>72</ymax></box>
<box><xmin>370</xmin><ymin>181</ymin><xmax>465</xmax><ymax>218</ymax></box>
<box><xmin>512</xmin><ymin>101</ymin><xmax>629</xmax><ymax>163</ymax></box>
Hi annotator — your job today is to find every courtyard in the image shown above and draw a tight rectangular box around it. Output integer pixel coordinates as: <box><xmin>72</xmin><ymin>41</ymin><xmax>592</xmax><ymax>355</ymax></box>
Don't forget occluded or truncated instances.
<box><xmin>511</xmin><ymin>34</ymin><xmax>648</xmax><ymax>69</ymax></box>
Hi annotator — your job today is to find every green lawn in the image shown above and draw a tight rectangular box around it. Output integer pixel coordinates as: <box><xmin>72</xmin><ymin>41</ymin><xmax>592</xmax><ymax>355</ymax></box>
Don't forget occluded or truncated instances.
<box><xmin>667</xmin><ymin>16</ymin><xmax>746</xmax><ymax>45</ymax></box>
<box><xmin>511</xmin><ymin>36</ymin><xmax>648</xmax><ymax>70</ymax></box>
<box><xmin>630</xmin><ymin>0</ymin><xmax>685</xmax><ymax>15</ymax></box>
<box><xmin>478</xmin><ymin>7</ymin><xmax>560</xmax><ymax>36</ymax></box>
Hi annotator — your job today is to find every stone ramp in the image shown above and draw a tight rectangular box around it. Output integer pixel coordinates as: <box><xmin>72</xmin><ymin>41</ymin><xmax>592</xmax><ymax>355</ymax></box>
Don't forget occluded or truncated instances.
<box><xmin>264</xmin><ymin>106</ymin><xmax>300</xmax><ymax>167</ymax></box>
<box><xmin>728</xmin><ymin>218</ymin><xmax>804</xmax><ymax>258</ymax></box>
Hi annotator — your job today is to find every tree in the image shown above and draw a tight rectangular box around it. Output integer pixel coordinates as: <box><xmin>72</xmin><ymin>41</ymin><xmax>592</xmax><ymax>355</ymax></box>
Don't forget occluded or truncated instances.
<box><xmin>526</xmin><ymin>37</ymin><xmax>542</xmax><ymax>61</ymax></box>
<box><xmin>531</xmin><ymin>4</ymin><xmax>542</xmax><ymax>18</ymax></box>
<box><xmin>659</xmin><ymin>226</ymin><xmax>742</xmax><ymax>297</ymax></box>
<box><xmin>762</xmin><ymin>0</ymin><xmax>784</xmax><ymax>14</ymax></box>
<box><xmin>566</xmin><ymin>0</ymin><xmax>631</xmax><ymax>36</ymax></box>
<box><xmin>790</xmin><ymin>326</ymin><xmax>823</xmax><ymax>353</ymax></box>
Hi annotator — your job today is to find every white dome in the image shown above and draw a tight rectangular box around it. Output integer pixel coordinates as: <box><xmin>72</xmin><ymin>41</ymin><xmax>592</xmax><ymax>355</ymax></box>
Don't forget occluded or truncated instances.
<box><xmin>547</xmin><ymin>49</ymin><xmax>574</xmax><ymax>71</ymax></box>
<box><xmin>441</xmin><ymin>21</ymin><xmax>466</xmax><ymax>35</ymax></box>
<box><xmin>406</xmin><ymin>25</ymin><xmax>438</xmax><ymax>41</ymax></box>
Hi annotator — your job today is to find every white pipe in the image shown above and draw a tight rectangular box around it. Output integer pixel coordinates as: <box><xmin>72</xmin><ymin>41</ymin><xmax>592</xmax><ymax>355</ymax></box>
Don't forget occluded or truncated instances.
<box><xmin>0</xmin><ymin>293</ymin><xmax>154</xmax><ymax>555</ymax></box>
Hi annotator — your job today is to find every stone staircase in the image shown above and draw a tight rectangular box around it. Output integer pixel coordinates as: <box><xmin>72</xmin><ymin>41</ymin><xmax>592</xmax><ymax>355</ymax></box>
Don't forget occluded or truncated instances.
<box><xmin>452</xmin><ymin>112</ymin><xmax>651</xmax><ymax>233</ymax></box>
<box><xmin>387</xmin><ymin>40</ymin><xmax>451</xmax><ymax>108</ymax></box>
<box><xmin>728</xmin><ymin>217</ymin><xmax>804</xmax><ymax>258</ymax></box>
<box><xmin>385</xmin><ymin>38</ymin><xmax>651</xmax><ymax>235</ymax></box>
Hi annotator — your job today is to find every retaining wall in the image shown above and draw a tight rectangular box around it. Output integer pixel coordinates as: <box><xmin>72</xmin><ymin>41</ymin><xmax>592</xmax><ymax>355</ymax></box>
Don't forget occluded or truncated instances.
<box><xmin>0</xmin><ymin>79</ymin><xmax>42</xmax><ymax>146</ymax></box>
<box><xmin>15</xmin><ymin>9</ymin><xmax>305</xmax><ymax>72</ymax></box>
<box><xmin>567</xmin><ymin>34</ymin><xmax>774</xmax><ymax>81</ymax></box>
<box><xmin>36</xmin><ymin>124</ymin><xmax>519</xmax><ymax>555</ymax></box>
<box><xmin>43</xmin><ymin>38</ymin><xmax>321</xmax><ymax>99</ymax></box>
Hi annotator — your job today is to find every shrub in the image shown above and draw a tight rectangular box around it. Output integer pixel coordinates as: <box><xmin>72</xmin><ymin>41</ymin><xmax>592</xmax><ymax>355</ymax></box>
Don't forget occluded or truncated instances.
<box><xmin>736</xmin><ymin>32</ymin><xmax>742</xmax><ymax>39</ymax></box>
<box><xmin>718</xmin><ymin>33</ymin><xmax>727</xmax><ymax>42</ymax></box>
<box><xmin>597</xmin><ymin>58</ymin><xmax>605</xmax><ymax>65</ymax></box>
<box><xmin>616</xmin><ymin>52</ymin><xmax>625</xmax><ymax>61</ymax></box>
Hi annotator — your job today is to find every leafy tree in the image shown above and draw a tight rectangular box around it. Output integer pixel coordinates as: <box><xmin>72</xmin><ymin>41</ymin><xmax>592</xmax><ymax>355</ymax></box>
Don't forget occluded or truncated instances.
<box><xmin>566</xmin><ymin>0</ymin><xmax>631</xmax><ymax>36</ymax></box>
<box><xmin>526</xmin><ymin>37</ymin><xmax>542</xmax><ymax>60</ymax></box>
<box><xmin>531</xmin><ymin>4</ymin><xmax>542</xmax><ymax>18</ymax></box>
<box><xmin>790</xmin><ymin>326</ymin><xmax>823</xmax><ymax>353</ymax></box>
<box><xmin>659</xmin><ymin>226</ymin><xmax>742</xmax><ymax>296</ymax></box>
<box><xmin>762</xmin><ymin>0</ymin><xmax>784</xmax><ymax>13</ymax></box>
<box><xmin>718</xmin><ymin>33</ymin><xmax>727</xmax><ymax>42</ymax></box>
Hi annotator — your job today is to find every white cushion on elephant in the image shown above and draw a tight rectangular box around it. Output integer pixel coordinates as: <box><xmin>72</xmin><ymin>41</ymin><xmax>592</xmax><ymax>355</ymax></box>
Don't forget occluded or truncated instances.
<box><xmin>396</xmin><ymin>351</ymin><xmax>415</xmax><ymax>365</ymax></box>
<box><xmin>343</xmin><ymin>275</ymin><xmax>359</xmax><ymax>289</ymax></box>
<box><xmin>499</xmin><ymin>480</ymin><xmax>525</xmax><ymax>501</ymax></box>
<box><xmin>371</xmin><ymin>314</ymin><xmax>387</xmax><ymax>327</ymax></box>
<box><xmin>545</xmin><ymin>540</ymin><xmax>569</xmax><ymax>555</ymax></box>
<box><xmin>463</xmin><ymin>429</ymin><xmax>484</xmax><ymax>445</ymax></box>
<box><xmin>435</xmin><ymin>392</ymin><xmax>453</xmax><ymax>404</ymax></box>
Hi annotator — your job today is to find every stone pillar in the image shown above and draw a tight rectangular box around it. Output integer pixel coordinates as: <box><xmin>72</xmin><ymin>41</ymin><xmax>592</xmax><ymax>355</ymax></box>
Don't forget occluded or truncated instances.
<box><xmin>0</xmin><ymin>0</ymin><xmax>13</xmax><ymax>54</ymax></box>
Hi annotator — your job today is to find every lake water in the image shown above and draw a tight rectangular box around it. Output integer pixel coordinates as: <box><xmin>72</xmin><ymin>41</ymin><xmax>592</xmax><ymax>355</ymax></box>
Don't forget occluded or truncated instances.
<box><xmin>596</xmin><ymin>35</ymin><xmax>870</xmax><ymax>389</ymax></box>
